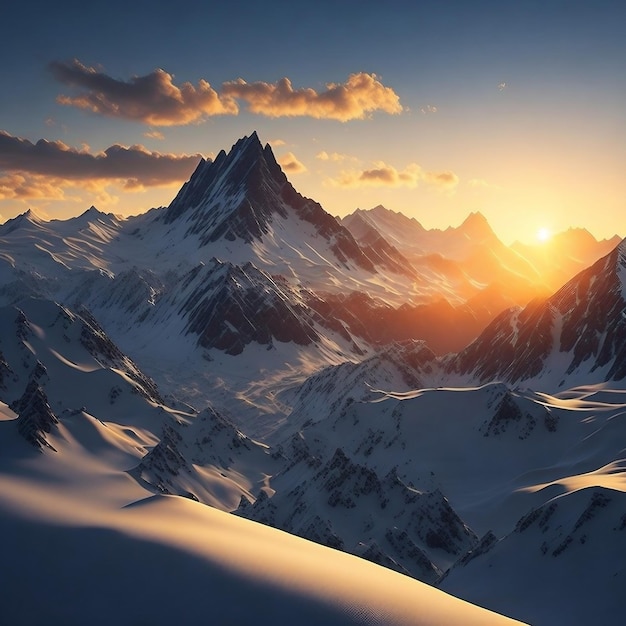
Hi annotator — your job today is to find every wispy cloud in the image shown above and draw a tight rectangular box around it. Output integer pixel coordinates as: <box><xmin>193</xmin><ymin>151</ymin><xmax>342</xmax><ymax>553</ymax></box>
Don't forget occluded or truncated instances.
<box><xmin>468</xmin><ymin>177</ymin><xmax>501</xmax><ymax>191</ymax></box>
<box><xmin>316</xmin><ymin>150</ymin><xmax>355</xmax><ymax>162</ymax></box>
<box><xmin>278</xmin><ymin>152</ymin><xmax>306</xmax><ymax>174</ymax></box>
<box><xmin>0</xmin><ymin>131</ymin><xmax>201</xmax><ymax>192</ymax></box>
<box><xmin>420</xmin><ymin>104</ymin><xmax>438</xmax><ymax>114</ymax></box>
<box><xmin>144</xmin><ymin>129</ymin><xmax>165</xmax><ymax>140</ymax></box>
<box><xmin>49</xmin><ymin>61</ymin><xmax>404</xmax><ymax>125</ymax></box>
<box><xmin>330</xmin><ymin>161</ymin><xmax>458</xmax><ymax>190</ymax></box>
<box><xmin>49</xmin><ymin>59</ymin><xmax>238</xmax><ymax>126</ymax></box>
<box><xmin>222</xmin><ymin>73</ymin><xmax>403</xmax><ymax>122</ymax></box>
<box><xmin>498</xmin><ymin>82</ymin><xmax>507</xmax><ymax>91</ymax></box>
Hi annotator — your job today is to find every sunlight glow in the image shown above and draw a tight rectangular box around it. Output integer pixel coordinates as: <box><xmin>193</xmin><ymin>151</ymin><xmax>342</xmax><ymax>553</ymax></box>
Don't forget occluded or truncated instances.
<box><xmin>536</xmin><ymin>227</ymin><xmax>552</xmax><ymax>242</ymax></box>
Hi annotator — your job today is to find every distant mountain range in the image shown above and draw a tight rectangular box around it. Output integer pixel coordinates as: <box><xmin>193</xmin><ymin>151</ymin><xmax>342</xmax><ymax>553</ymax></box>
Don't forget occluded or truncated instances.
<box><xmin>1</xmin><ymin>131</ymin><xmax>624</xmax><ymax>625</ymax></box>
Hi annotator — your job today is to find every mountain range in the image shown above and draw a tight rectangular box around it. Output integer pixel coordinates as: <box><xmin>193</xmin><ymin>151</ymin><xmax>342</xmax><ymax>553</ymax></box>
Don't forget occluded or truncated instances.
<box><xmin>0</xmin><ymin>131</ymin><xmax>624</xmax><ymax>625</ymax></box>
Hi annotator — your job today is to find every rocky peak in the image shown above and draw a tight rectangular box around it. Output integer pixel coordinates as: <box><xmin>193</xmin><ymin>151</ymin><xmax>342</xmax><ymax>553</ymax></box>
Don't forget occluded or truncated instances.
<box><xmin>164</xmin><ymin>131</ymin><xmax>286</xmax><ymax>233</ymax></box>
<box><xmin>458</xmin><ymin>211</ymin><xmax>494</xmax><ymax>240</ymax></box>
<box><xmin>0</xmin><ymin>208</ymin><xmax>45</xmax><ymax>236</ymax></box>
<box><xmin>450</xmin><ymin>237</ymin><xmax>626</xmax><ymax>385</ymax></box>
<box><xmin>10</xmin><ymin>380</ymin><xmax>58</xmax><ymax>450</ymax></box>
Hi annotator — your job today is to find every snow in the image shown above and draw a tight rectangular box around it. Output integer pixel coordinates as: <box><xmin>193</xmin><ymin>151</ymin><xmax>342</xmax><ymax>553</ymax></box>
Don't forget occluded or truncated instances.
<box><xmin>0</xmin><ymin>136</ymin><xmax>625</xmax><ymax>625</ymax></box>
<box><xmin>0</xmin><ymin>377</ymin><xmax>524</xmax><ymax>626</ymax></box>
<box><xmin>440</xmin><ymin>486</ymin><xmax>626</xmax><ymax>626</ymax></box>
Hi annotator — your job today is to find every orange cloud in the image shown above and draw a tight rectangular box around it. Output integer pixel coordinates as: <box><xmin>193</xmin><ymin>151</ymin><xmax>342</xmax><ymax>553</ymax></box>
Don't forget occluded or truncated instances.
<box><xmin>330</xmin><ymin>161</ymin><xmax>458</xmax><ymax>190</ymax></box>
<box><xmin>144</xmin><ymin>129</ymin><xmax>165</xmax><ymax>140</ymax></box>
<box><xmin>221</xmin><ymin>73</ymin><xmax>403</xmax><ymax>121</ymax></box>
<box><xmin>316</xmin><ymin>151</ymin><xmax>354</xmax><ymax>162</ymax></box>
<box><xmin>0</xmin><ymin>131</ymin><xmax>200</xmax><ymax>187</ymax></box>
<box><xmin>0</xmin><ymin>173</ymin><xmax>68</xmax><ymax>200</ymax></box>
<box><xmin>278</xmin><ymin>152</ymin><xmax>307</xmax><ymax>174</ymax></box>
<box><xmin>424</xmin><ymin>170</ymin><xmax>458</xmax><ymax>187</ymax></box>
<box><xmin>49</xmin><ymin>61</ymin><xmax>403</xmax><ymax>125</ymax></box>
<box><xmin>49</xmin><ymin>59</ymin><xmax>238</xmax><ymax>126</ymax></box>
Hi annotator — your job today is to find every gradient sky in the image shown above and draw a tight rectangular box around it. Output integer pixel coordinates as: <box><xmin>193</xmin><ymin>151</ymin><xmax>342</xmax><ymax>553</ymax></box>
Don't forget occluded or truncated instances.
<box><xmin>1</xmin><ymin>0</ymin><xmax>624</xmax><ymax>244</ymax></box>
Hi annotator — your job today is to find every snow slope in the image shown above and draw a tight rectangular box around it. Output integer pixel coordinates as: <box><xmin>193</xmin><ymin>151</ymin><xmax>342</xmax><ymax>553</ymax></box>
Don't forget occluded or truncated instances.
<box><xmin>0</xmin><ymin>351</ymin><xmax>524</xmax><ymax>625</ymax></box>
<box><xmin>441</xmin><ymin>486</ymin><xmax>626</xmax><ymax>626</ymax></box>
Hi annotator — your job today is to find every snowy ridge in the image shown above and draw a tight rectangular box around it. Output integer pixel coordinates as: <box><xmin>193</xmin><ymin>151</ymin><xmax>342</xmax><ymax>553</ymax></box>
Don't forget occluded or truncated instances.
<box><xmin>135</xmin><ymin>404</ymin><xmax>282</xmax><ymax>510</ymax></box>
<box><xmin>441</xmin><ymin>486</ymin><xmax>626</xmax><ymax>626</ymax></box>
<box><xmin>447</xmin><ymin>237</ymin><xmax>626</xmax><ymax>389</ymax></box>
<box><xmin>274</xmin><ymin>340</ymin><xmax>437</xmax><ymax>439</ymax></box>
<box><xmin>236</xmin><ymin>447</ymin><xmax>478</xmax><ymax>582</ymax></box>
<box><xmin>0</xmin><ymin>299</ymin><xmax>525</xmax><ymax>625</ymax></box>
<box><xmin>1</xmin><ymin>132</ymin><xmax>626</xmax><ymax>625</ymax></box>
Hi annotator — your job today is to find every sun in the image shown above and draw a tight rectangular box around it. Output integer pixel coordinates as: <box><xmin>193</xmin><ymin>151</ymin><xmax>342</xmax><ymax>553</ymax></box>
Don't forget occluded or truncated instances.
<box><xmin>536</xmin><ymin>227</ymin><xmax>552</xmax><ymax>243</ymax></box>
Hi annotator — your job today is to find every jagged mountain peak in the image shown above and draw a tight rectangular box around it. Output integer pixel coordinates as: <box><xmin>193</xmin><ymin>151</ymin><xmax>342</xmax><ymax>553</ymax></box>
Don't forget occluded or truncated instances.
<box><xmin>458</xmin><ymin>211</ymin><xmax>494</xmax><ymax>238</ymax></box>
<box><xmin>0</xmin><ymin>208</ymin><xmax>46</xmax><ymax>235</ymax></box>
<box><xmin>164</xmin><ymin>131</ymin><xmax>285</xmax><ymax>230</ymax></box>
<box><xmin>450</xmin><ymin>236</ymin><xmax>626</xmax><ymax>386</ymax></box>
<box><xmin>158</xmin><ymin>133</ymin><xmax>403</xmax><ymax>281</ymax></box>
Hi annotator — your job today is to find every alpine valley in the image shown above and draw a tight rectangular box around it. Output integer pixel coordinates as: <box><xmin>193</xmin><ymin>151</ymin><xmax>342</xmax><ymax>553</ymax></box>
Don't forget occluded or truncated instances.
<box><xmin>1</xmin><ymin>132</ymin><xmax>624</xmax><ymax>626</ymax></box>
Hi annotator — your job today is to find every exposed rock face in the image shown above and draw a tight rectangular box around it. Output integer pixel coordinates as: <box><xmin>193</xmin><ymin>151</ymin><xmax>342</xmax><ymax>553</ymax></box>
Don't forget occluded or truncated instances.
<box><xmin>236</xmin><ymin>447</ymin><xmax>477</xmax><ymax>583</ymax></box>
<box><xmin>180</xmin><ymin>260</ymin><xmax>320</xmax><ymax>355</ymax></box>
<box><xmin>480</xmin><ymin>390</ymin><xmax>558</xmax><ymax>439</ymax></box>
<box><xmin>11</xmin><ymin>380</ymin><xmax>58</xmax><ymax>450</ymax></box>
<box><xmin>0</xmin><ymin>349</ymin><xmax>12</xmax><ymax>391</ymax></box>
<box><xmin>78</xmin><ymin>307</ymin><xmax>163</xmax><ymax>403</ymax></box>
<box><xmin>448</xmin><ymin>240</ymin><xmax>626</xmax><ymax>385</ymax></box>
<box><xmin>135</xmin><ymin>405</ymin><xmax>279</xmax><ymax>508</ymax></box>
<box><xmin>555</xmin><ymin>242</ymin><xmax>626</xmax><ymax>380</ymax></box>
<box><xmin>164</xmin><ymin>132</ymin><xmax>378</xmax><ymax>272</ymax></box>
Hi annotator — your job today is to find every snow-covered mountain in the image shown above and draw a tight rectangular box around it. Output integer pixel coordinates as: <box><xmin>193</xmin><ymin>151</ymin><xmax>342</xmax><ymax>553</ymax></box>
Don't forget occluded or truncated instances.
<box><xmin>236</xmin><ymin>447</ymin><xmax>478</xmax><ymax>583</ymax></box>
<box><xmin>1</xmin><ymin>132</ymin><xmax>625</xmax><ymax>625</ymax></box>
<box><xmin>0</xmin><ymin>297</ymin><xmax>526</xmax><ymax>626</ymax></box>
<box><xmin>342</xmin><ymin>205</ymin><xmax>621</xmax><ymax>318</ymax></box>
<box><xmin>441</xmin><ymin>486</ymin><xmax>626</xmax><ymax>626</ymax></box>
<box><xmin>512</xmin><ymin>226</ymin><xmax>622</xmax><ymax>291</ymax></box>
<box><xmin>0</xmin><ymin>131</ymin><xmax>544</xmax><ymax>426</ymax></box>
<box><xmin>342</xmin><ymin>206</ymin><xmax>546</xmax><ymax>306</ymax></box>
<box><xmin>448</xmin><ymin>239</ymin><xmax>626</xmax><ymax>389</ymax></box>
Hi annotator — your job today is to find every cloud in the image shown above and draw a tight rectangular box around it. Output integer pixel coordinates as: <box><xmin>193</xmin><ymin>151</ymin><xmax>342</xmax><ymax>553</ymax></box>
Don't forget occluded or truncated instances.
<box><xmin>49</xmin><ymin>59</ymin><xmax>238</xmax><ymax>126</ymax></box>
<box><xmin>0</xmin><ymin>131</ymin><xmax>201</xmax><ymax>190</ymax></box>
<box><xmin>316</xmin><ymin>151</ymin><xmax>354</xmax><ymax>162</ymax></box>
<box><xmin>420</xmin><ymin>104</ymin><xmax>438</xmax><ymax>114</ymax></box>
<box><xmin>468</xmin><ymin>177</ymin><xmax>501</xmax><ymax>191</ymax></box>
<box><xmin>269</xmin><ymin>138</ymin><xmax>286</xmax><ymax>147</ymax></box>
<box><xmin>222</xmin><ymin>73</ymin><xmax>403</xmax><ymax>121</ymax></box>
<box><xmin>424</xmin><ymin>170</ymin><xmax>458</xmax><ymax>187</ymax></box>
<box><xmin>498</xmin><ymin>82</ymin><xmax>507</xmax><ymax>91</ymax></box>
<box><xmin>144</xmin><ymin>129</ymin><xmax>165</xmax><ymax>140</ymax></box>
<box><xmin>330</xmin><ymin>161</ymin><xmax>458</xmax><ymax>190</ymax></box>
<box><xmin>278</xmin><ymin>152</ymin><xmax>306</xmax><ymax>174</ymax></box>
<box><xmin>0</xmin><ymin>173</ymin><xmax>68</xmax><ymax>200</ymax></box>
<box><xmin>49</xmin><ymin>61</ymin><xmax>404</xmax><ymax>124</ymax></box>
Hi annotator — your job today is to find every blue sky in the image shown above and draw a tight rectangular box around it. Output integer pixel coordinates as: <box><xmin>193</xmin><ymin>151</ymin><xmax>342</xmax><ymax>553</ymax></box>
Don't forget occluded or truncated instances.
<box><xmin>1</xmin><ymin>0</ymin><xmax>624</xmax><ymax>243</ymax></box>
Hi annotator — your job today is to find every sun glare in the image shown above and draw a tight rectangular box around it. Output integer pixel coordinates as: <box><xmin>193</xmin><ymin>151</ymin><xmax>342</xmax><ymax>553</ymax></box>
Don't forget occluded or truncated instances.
<box><xmin>536</xmin><ymin>227</ymin><xmax>552</xmax><ymax>243</ymax></box>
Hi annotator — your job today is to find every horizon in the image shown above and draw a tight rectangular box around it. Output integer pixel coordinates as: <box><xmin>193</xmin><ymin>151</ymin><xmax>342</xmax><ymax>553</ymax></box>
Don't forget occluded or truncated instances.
<box><xmin>0</xmin><ymin>1</ymin><xmax>624</xmax><ymax>245</ymax></box>
<box><xmin>7</xmin><ymin>176</ymin><xmax>623</xmax><ymax>250</ymax></box>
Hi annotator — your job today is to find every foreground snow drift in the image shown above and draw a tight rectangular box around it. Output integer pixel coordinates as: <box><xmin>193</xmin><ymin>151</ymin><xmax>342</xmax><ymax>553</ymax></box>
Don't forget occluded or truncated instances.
<box><xmin>0</xmin><ymin>492</ymin><xmax>525</xmax><ymax>626</ymax></box>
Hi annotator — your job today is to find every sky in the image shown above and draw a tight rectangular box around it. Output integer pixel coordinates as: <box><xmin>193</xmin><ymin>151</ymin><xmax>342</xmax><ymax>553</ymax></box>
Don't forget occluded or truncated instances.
<box><xmin>0</xmin><ymin>0</ymin><xmax>624</xmax><ymax>244</ymax></box>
